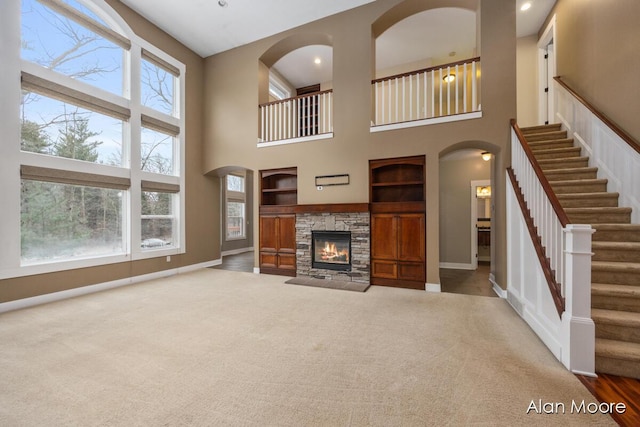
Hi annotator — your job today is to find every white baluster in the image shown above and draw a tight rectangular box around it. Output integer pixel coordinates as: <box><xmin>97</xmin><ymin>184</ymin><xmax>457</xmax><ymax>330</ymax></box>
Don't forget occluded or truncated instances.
<box><xmin>472</xmin><ymin>60</ymin><xmax>477</xmax><ymax>111</ymax></box>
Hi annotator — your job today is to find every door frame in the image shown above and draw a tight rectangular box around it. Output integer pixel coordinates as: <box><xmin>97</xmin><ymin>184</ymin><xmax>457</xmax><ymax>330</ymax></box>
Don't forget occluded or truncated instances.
<box><xmin>470</xmin><ymin>179</ymin><xmax>491</xmax><ymax>270</ymax></box>
<box><xmin>538</xmin><ymin>14</ymin><xmax>557</xmax><ymax>125</ymax></box>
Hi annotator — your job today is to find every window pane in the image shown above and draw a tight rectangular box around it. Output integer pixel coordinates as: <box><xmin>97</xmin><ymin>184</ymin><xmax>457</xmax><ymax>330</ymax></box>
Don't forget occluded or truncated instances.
<box><xmin>141</xmin><ymin>59</ymin><xmax>175</xmax><ymax>115</ymax></box>
<box><xmin>226</xmin><ymin>201</ymin><xmax>245</xmax><ymax>239</ymax></box>
<box><xmin>227</xmin><ymin>175</ymin><xmax>244</xmax><ymax>192</ymax></box>
<box><xmin>141</xmin><ymin>127</ymin><xmax>174</xmax><ymax>175</ymax></box>
<box><xmin>21</xmin><ymin>91</ymin><xmax>123</xmax><ymax>165</ymax></box>
<box><xmin>141</xmin><ymin>191</ymin><xmax>174</xmax><ymax>249</ymax></box>
<box><xmin>21</xmin><ymin>0</ymin><xmax>124</xmax><ymax>96</ymax></box>
<box><xmin>21</xmin><ymin>180</ymin><xmax>124</xmax><ymax>264</ymax></box>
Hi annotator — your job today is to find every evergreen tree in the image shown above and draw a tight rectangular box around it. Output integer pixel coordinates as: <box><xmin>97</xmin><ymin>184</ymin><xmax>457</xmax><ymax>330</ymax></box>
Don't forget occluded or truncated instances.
<box><xmin>54</xmin><ymin>115</ymin><xmax>102</xmax><ymax>162</ymax></box>
<box><xmin>21</xmin><ymin>120</ymin><xmax>50</xmax><ymax>154</ymax></box>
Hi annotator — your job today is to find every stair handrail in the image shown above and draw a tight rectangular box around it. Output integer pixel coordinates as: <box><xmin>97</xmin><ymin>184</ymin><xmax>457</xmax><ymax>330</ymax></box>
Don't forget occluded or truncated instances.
<box><xmin>510</xmin><ymin>119</ymin><xmax>571</xmax><ymax>226</ymax></box>
<box><xmin>554</xmin><ymin>77</ymin><xmax>640</xmax><ymax>155</ymax></box>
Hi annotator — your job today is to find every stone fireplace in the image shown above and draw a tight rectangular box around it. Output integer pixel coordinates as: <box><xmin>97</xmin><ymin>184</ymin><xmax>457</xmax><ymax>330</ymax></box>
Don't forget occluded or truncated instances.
<box><xmin>295</xmin><ymin>205</ymin><xmax>369</xmax><ymax>284</ymax></box>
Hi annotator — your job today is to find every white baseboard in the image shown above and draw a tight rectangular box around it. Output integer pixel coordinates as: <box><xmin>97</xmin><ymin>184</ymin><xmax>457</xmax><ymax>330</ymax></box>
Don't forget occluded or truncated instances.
<box><xmin>490</xmin><ymin>274</ymin><xmax>507</xmax><ymax>298</ymax></box>
<box><xmin>253</xmin><ymin>267</ymin><xmax>261</xmax><ymax>274</ymax></box>
<box><xmin>425</xmin><ymin>282</ymin><xmax>441</xmax><ymax>292</ymax></box>
<box><xmin>439</xmin><ymin>262</ymin><xmax>475</xmax><ymax>270</ymax></box>
<box><xmin>0</xmin><ymin>259</ymin><xmax>220</xmax><ymax>314</ymax></box>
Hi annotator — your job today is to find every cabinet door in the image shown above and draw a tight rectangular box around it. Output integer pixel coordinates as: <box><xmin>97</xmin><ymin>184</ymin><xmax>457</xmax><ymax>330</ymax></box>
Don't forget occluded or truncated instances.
<box><xmin>260</xmin><ymin>215</ymin><xmax>278</xmax><ymax>252</ymax></box>
<box><xmin>398</xmin><ymin>262</ymin><xmax>425</xmax><ymax>282</ymax></box>
<box><xmin>397</xmin><ymin>214</ymin><xmax>425</xmax><ymax>262</ymax></box>
<box><xmin>277</xmin><ymin>214</ymin><xmax>297</xmax><ymax>254</ymax></box>
<box><xmin>371</xmin><ymin>214</ymin><xmax>397</xmax><ymax>260</ymax></box>
<box><xmin>371</xmin><ymin>259</ymin><xmax>397</xmax><ymax>279</ymax></box>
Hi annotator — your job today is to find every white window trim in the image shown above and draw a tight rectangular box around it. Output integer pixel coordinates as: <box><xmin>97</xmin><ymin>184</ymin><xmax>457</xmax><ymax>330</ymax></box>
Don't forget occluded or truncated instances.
<box><xmin>0</xmin><ymin>0</ymin><xmax>186</xmax><ymax>278</ymax></box>
<box><xmin>225</xmin><ymin>173</ymin><xmax>246</xmax><ymax>241</ymax></box>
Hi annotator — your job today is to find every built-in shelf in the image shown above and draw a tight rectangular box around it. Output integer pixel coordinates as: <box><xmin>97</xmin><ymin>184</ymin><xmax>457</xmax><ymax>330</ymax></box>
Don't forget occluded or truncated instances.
<box><xmin>260</xmin><ymin>167</ymin><xmax>297</xmax><ymax>206</ymax></box>
<box><xmin>369</xmin><ymin>155</ymin><xmax>426</xmax><ymax>290</ymax></box>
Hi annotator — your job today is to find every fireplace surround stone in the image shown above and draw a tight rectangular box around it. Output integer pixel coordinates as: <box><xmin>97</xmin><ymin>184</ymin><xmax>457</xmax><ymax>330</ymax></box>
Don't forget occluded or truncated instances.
<box><xmin>295</xmin><ymin>212</ymin><xmax>370</xmax><ymax>284</ymax></box>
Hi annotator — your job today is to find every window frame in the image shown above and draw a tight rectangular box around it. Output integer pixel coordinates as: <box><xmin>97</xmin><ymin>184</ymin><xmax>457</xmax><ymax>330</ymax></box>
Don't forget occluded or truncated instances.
<box><xmin>0</xmin><ymin>0</ymin><xmax>186</xmax><ymax>279</ymax></box>
<box><xmin>225</xmin><ymin>173</ymin><xmax>246</xmax><ymax>241</ymax></box>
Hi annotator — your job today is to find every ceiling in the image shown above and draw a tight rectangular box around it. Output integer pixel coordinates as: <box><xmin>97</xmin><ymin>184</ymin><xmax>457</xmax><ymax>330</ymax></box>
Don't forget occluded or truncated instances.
<box><xmin>120</xmin><ymin>0</ymin><xmax>556</xmax><ymax>88</ymax></box>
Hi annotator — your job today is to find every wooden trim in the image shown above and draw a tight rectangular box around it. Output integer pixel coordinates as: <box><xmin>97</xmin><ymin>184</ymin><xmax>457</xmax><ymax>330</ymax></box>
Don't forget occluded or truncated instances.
<box><xmin>259</xmin><ymin>205</ymin><xmax>297</xmax><ymax>214</ymax></box>
<box><xmin>372</xmin><ymin>57</ymin><xmax>480</xmax><ymax>84</ymax></box>
<box><xmin>555</xmin><ymin>77</ymin><xmax>640</xmax><ymax>155</ymax></box>
<box><xmin>294</xmin><ymin>203</ymin><xmax>369</xmax><ymax>214</ymax></box>
<box><xmin>507</xmin><ymin>167</ymin><xmax>565</xmax><ymax>316</ymax></box>
<box><xmin>511</xmin><ymin>119</ymin><xmax>571</xmax><ymax>227</ymax></box>
<box><xmin>259</xmin><ymin>89</ymin><xmax>333</xmax><ymax>108</ymax></box>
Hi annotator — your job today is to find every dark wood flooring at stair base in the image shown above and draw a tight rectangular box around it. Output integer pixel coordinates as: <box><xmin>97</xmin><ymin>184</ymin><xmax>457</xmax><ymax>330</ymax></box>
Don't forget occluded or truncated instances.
<box><xmin>577</xmin><ymin>373</ymin><xmax>640</xmax><ymax>427</ymax></box>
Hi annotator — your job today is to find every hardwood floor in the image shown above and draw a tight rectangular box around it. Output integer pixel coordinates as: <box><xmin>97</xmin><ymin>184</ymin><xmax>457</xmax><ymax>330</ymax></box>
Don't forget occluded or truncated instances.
<box><xmin>439</xmin><ymin>261</ymin><xmax>498</xmax><ymax>297</ymax></box>
<box><xmin>211</xmin><ymin>251</ymin><xmax>254</xmax><ymax>273</ymax></box>
<box><xmin>577</xmin><ymin>373</ymin><xmax>640</xmax><ymax>426</ymax></box>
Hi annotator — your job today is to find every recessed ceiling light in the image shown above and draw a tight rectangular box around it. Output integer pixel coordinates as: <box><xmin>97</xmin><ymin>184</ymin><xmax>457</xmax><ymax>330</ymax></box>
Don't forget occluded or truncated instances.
<box><xmin>218</xmin><ymin>0</ymin><xmax>228</xmax><ymax>7</ymax></box>
<box><xmin>520</xmin><ymin>2</ymin><xmax>532</xmax><ymax>11</ymax></box>
<box><xmin>314</xmin><ymin>57</ymin><xmax>321</xmax><ymax>65</ymax></box>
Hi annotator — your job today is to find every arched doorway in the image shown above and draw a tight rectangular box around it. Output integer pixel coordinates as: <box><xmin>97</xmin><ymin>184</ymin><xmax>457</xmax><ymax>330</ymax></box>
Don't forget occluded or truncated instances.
<box><xmin>439</xmin><ymin>146</ymin><xmax>497</xmax><ymax>297</ymax></box>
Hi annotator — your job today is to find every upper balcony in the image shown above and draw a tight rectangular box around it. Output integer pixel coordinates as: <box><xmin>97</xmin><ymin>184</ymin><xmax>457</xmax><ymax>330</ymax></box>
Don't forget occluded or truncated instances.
<box><xmin>258</xmin><ymin>57</ymin><xmax>481</xmax><ymax>145</ymax></box>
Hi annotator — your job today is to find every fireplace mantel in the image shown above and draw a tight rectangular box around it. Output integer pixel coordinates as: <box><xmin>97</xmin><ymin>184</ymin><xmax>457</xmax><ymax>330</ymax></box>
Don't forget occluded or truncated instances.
<box><xmin>294</xmin><ymin>203</ymin><xmax>369</xmax><ymax>214</ymax></box>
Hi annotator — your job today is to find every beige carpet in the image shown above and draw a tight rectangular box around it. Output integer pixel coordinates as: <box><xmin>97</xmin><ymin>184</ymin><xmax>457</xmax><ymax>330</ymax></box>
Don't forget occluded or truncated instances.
<box><xmin>0</xmin><ymin>269</ymin><xmax>615</xmax><ymax>426</ymax></box>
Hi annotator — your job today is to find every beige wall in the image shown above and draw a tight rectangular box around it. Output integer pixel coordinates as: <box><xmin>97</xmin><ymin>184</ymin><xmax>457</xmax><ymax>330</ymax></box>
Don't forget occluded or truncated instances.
<box><xmin>439</xmin><ymin>154</ymin><xmax>491</xmax><ymax>264</ymax></box>
<box><xmin>516</xmin><ymin>35</ymin><xmax>539</xmax><ymax>127</ymax></box>
<box><xmin>203</xmin><ymin>0</ymin><xmax>516</xmax><ymax>287</ymax></box>
<box><xmin>0</xmin><ymin>0</ymin><xmax>219</xmax><ymax>304</ymax></box>
<box><xmin>544</xmin><ymin>0</ymin><xmax>640</xmax><ymax>142</ymax></box>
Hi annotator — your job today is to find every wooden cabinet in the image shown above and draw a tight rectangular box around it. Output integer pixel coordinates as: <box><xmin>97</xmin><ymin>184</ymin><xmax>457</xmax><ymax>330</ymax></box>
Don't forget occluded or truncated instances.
<box><xmin>369</xmin><ymin>156</ymin><xmax>425</xmax><ymax>289</ymax></box>
<box><xmin>259</xmin><ymin>214</ymin><xmax>296</xmax><ymax>276</ymax></box>
<box><xmin>371</xmin><ymin>213</ymin><xmax>425</xmax><ymax>288</ymax></box>
<box><xmin>259</xmin><ymin>167</ymin><xmax>297</xmax><ymax>276</ymax></box>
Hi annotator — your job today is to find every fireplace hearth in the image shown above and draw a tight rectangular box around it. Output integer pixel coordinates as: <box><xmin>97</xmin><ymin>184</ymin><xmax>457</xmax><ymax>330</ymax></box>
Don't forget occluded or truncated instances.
<box><xmin>312</xmin><ymin>231</ymin><xmax>351</xmax><ymax>271</ymax></box>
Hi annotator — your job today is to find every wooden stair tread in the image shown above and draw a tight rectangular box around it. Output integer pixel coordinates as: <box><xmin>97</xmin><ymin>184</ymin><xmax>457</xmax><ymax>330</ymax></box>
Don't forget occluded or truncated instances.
<box><xmin>596</xmin><ymin>338</ymin><xmax>640</xmax><ymax>361</ymax></box>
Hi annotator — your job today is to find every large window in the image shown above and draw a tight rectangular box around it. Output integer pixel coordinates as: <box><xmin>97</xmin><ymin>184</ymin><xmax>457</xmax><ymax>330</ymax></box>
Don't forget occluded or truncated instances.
<box><xmin>0</xmin><ymin>0</ymin><xmax>186</xmax><ymax>276</ymax></box>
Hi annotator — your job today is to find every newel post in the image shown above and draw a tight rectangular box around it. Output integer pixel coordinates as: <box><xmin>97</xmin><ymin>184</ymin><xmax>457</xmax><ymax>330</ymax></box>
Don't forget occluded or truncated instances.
<box><xmin>561</xmin><ymin>224</ymin><xmax>596</xmax><ymax>376</ymax></box>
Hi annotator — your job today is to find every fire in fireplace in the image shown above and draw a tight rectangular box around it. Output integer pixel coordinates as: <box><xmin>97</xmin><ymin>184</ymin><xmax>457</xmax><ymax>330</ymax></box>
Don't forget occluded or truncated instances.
<box><xmin>312</xmin><ymin>231</ymin><xmax>351</xmax><ymax>271</ymax></box>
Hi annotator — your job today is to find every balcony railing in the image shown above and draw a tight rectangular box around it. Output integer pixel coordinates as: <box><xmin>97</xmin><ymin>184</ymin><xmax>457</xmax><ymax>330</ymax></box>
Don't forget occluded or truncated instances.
<box><xmin>258</xmin><ymin>89</ymin><xmax>333</xmax><ymax>144</ymax></box>
<box><xmin>372</xmin><ymin>57</ymin><xmax>481</xmax><ymax>128</ymax></box>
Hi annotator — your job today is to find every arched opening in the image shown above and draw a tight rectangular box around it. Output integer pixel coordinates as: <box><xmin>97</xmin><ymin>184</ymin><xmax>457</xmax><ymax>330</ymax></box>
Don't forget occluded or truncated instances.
<box><xmin>439</xmin><ymin>143</ymin><xmax>498</xmax><ymax>297</ymax></box>
<box><xmin>372</xmin><ymin>2</ymin><xmax>481</xmax><ymax>126</ymax></box>
<box><xmin>258</xmin><ymin>34</ymin><xmax>333</xmax><ymax>144</ymax></box>
<box><xmin>209</xmin><ymin>166</ymin><xmax>255</xmax><ymax>273</ymax></box>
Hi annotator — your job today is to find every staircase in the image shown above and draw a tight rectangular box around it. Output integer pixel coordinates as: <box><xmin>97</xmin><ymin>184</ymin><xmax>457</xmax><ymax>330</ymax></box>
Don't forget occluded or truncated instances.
<box><xmin>520</xmin><ymin>123</ymin><xmax>640</xmax><ymax>379</ymax></box>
